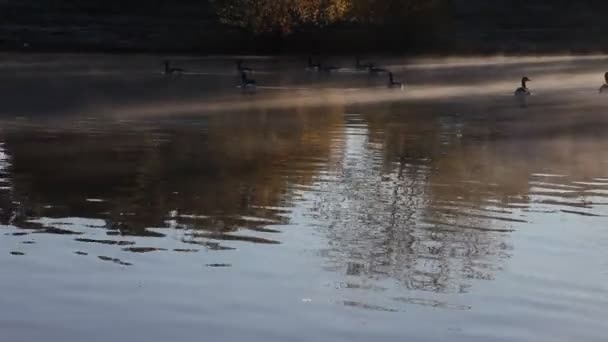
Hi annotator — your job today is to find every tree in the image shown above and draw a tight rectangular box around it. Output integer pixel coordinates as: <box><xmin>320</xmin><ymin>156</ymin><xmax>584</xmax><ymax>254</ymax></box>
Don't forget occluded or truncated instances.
<box><xmin>213</xmin><ymin>0</ymin><xmax>445</xmax><ymax>36</ymax></box>
<box><xmin>212</xmin><ymin>0</ymin><xmax>351</xmax><ymax>35</ymax></box>
<box><xmin>349</xmin><ymin>0</ymin><xmax>445</xmax><ymax>25</ymax></box>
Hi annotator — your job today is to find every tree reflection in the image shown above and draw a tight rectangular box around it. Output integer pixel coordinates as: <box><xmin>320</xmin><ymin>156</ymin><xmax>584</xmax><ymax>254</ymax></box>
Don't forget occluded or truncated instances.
<box><xmin>310</xmin><ymin>104</ymin><xmax>516</xmax><ymax>293</ymax></box>
<box><xmin>2</xmin><ymin>95</ymin><xmax>607</xmax><ymax>294</ymax></box>
<box><xmin>0</xmin><ymin>106</ymin><xmax>343</xmax><ymax>243</ymax></box>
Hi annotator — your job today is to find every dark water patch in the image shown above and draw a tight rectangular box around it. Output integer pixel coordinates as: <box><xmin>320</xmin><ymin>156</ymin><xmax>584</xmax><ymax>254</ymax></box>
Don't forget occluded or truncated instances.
<box><xmin>107</xmin><ymin>223</ymin><xmax>166</xmax><ymax>238</ymax></box>
<box><xmin>173</xmin><ymin>248</ymin><xmax>199</xmax><ymax>253</ymax></box>
<box><xmin>560</xmin><ymin>209</ymin><xmax>605</xmax><ymax>217</ymax></box>
<box><xmin>181</xmin><ymin>239</ymin><xmax>236</xmax><ymax>251</ymax></box>
<box><xmin>98</xmin><ymin>256</ymin><xmax>132</xmax><ymax>266</ymax></box>
<box><xmin>76</xmin><ymin>238</ymin><xmax>136</xmax><ymax>246</ymax></box>
<box><xmin>193</xmin><ymin>232</ymin><xmax>281</xmax><ymax>245</ymax></box>
<box><xmin>117</xmin><ymin>229</ymin><xmax>166</xmax><ymax>238</ymax></box>
<box><xmin>36</xmin><ymin>227</ymin><xmax>83</xmax><ymax>235</ymax></box>
<box><xmin>205</xmin><ymin>263</ymin><xmax>232</xmax><ymax>268</ymax></box>
<box><xmin>180</xmin><ymin>215</ymin><xmax>285</xmax><ymax>234</ymax></box>
<box><xmin>242</xmin><ymin>226</ymin><xmax>282</xmax><ymax>234</ymax></box>
<box><xmin>122</xmin><ymin>247</ymin><xmax>168</xmax><ymax>253</ymax></box>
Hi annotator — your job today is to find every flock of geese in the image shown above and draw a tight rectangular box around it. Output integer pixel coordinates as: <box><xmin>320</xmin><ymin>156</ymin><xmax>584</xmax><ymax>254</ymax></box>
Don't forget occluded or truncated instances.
<box><xmin>163</xmin><ymin>57</ymin><xmax>405</xmax><ymax>92</ymax></box>
<box><xmin>164</xmin><ymin>58</ymin><xmax>608</xmax><ymax>101</ymax></box>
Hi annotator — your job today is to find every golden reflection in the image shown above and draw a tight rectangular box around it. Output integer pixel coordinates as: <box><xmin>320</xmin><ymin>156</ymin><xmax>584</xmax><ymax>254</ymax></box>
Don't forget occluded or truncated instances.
<box><xmin>0</xmin><ymin>105</ymin><xmax>343</xmax><ymax>242</ymax></box>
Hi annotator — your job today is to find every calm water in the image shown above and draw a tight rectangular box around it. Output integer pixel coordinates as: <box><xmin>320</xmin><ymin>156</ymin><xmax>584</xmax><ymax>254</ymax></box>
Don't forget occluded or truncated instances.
<box><xmin>1</xmin><ymin>54</ymin><xmax>608</xmax><ymax>342</ymax></box>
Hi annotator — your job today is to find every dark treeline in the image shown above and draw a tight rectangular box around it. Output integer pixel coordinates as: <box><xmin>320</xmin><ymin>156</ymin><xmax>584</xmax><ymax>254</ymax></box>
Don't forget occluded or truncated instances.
<box><xmin>1</xmin><ymin>0</ymin><xmax>608</xmax><ymax>54</ymax></box>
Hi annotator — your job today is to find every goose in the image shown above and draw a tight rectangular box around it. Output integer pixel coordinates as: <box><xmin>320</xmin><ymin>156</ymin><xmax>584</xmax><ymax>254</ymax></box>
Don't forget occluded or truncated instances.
<box><xmin>321</xmin><ymin>64</ymin><xmax>340</xmax><ymax>73</ymax></box>
<box><xmin>388</xmin><ymin>72</ymin><xmax>404</xmax><ymax>89</ymax></box>
<box><xmin>163</xmin><ymin>60</ymin><xmax>184</xmax><ymax>75</ymax></box>
<box><xmin>355</xmin><ymin>56</ymin><xmax>373</xmax><ymax>70</ymax></box>
<box><xmin>236</xmin><ymin>59</ymin><xmax>253</xmax><ymax>73</ymax></box>
<box><xmin>307</xmin><ymin>57</ymin><xmax>321</xmax><ymax>71</ymax></box>
<box><xmin>240</xmin><ymin>71</ymin><xmax>257</xmax><ymax>92</ymax></box>
<box><xmin>599</xmin><ymin>72</ymin><xmax>608</xmax><ymax>93</ymax></box>
<box><xmin>514</xmin><ymin>77</ymin><xmax>531</xmax><ymax>96</ymax></box>
<box><xmin>368</xmin><ymin>64</ymin><xmax>388</xmax><ymax>75</ymax></box>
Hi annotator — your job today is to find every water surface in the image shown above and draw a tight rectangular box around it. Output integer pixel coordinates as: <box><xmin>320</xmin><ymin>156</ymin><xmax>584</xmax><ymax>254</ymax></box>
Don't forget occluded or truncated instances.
<box><xmin>1</xmin><ymin>54</ymin><xmax>608</xmax><ymax>342</ymax></box>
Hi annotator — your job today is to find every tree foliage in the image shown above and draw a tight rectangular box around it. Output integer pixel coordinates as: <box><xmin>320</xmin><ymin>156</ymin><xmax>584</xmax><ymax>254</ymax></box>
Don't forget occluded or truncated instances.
<box><xmin>349</xmin><ymin>0</ymin><xmax>444</xmax><ymax>25</ymax></box>
<box><xmin>213</xmin><ymin>0</ymin><xmax>351</xmax><ymax>35</ymax></box>
<box><xmin>213</xmin><ymin>0</ymin><xmax>443</xmax><ymax>35</ymax></box>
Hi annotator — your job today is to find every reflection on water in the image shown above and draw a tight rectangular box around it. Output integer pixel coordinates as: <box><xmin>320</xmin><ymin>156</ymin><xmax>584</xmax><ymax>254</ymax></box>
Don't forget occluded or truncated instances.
<box><xmin>2</xmin><ymin>55</ymin><xmax>608</xmax><ymax>342</ymax></box>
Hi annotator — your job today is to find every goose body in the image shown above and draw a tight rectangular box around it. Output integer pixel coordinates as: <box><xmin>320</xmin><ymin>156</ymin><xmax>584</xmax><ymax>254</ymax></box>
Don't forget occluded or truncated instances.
<box><xmin>355</xmin><ymin>57</ymin><xmax>373</xmax><ymax>71</ymax></box>
<box><xmin>515</xmin><ymin>77</ymin><xmax>531</xmax><ymax>96</ymax></box>
<box><xmin>388</xmin><ymin>72</ymin><xmax>404</xmax><ymax>89</ymax></box>
<box><xmin>237</xmin><ymin>59</ymin><xmax>253</xmax><ymax>73</ymax></box>
<box><xmin>307</xmin><ymin>57</ymin><xmax>321</xmax><ymax>71</ymax></box>
<box><xmin>600</xmin><ymin>72</ymin><xmax>608</xmax><ymax>93</ymax></box>
<box><xmin>321</xmin><ymin>65</ymin><xmax>339</xmax><ymax>73</ymax></box>
<box><xmin>368</xmin><ymin>64</ymin><xmax>388</xmax><ymax>75</ymax></box>
<box><xmin>164</xmin><ymin>60</ymin><xmax>184</xmax><ymax>75</ymax></box>
<box><xmin>240</xmin><ymin>71</ymin><xmax>257</xmax><ymax>92</ymax></box>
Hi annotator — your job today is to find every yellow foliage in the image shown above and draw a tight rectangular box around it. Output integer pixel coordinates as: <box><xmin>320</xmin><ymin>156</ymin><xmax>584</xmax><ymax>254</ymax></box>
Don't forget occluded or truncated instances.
<box><xmin>214</xmin><ymin>0</ymin><xmax>351</xmax><ymax>34</ymax></box>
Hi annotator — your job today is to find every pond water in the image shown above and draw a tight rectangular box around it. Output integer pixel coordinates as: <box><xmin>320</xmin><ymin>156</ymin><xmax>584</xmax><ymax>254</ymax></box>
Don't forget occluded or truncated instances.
<box><xmin>1</xmin><ymin>54</ymin><xmax>608</xmax><ymax>342</ymax></box>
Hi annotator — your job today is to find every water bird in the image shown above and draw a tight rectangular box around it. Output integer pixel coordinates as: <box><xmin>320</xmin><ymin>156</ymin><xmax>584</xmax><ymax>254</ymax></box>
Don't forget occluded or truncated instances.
<box><xmin>599</xmin><ymin>72</ymin><xmax>608</xmax><ymax>93</ymax></box>
<box><xmin>240</xmin><ymin>71</ymin><xmax>257</xmax><ymax>92</ymax></box>
<box><xmin>236</xmin><ymin>59</ymin><xmax>253</xmax><ymax>73</ymax></box>
<box><xmin>388</xmin><ymin>72</ymin><xmax>404</xmax><ymax>89</ymax></box>
<box><xmin>321</xmin><ymin>64</ymin><xmax>340</xmax><ymax>73</ymax></box>
<box><xmin>355</xmin><ymin>56</ymin><xmax>373</xmax><ymax>70</ymax></box>
<box><xmin>307</xmin><ymin>57</ymin><xmax>322</xmax><ymax>71</ymax></box>
<box><xmin>514</xmin><ymin>77</ymin><xmax>531</xmax><ymax>96</ymax></box>
<box><xmin>368</xmin><ymin>64</ymin><xmax>388</xmax><ymax>75</ymax></box>
<box><xmin>163</xmin><ymin>60</ymin><xmax>184</xmax><ymax>75</ymax></box>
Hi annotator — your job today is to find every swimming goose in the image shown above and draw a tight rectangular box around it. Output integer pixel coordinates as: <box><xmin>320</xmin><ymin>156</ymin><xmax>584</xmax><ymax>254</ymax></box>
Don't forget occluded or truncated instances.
<box><xmin>355</xmin><ymin>56</ymin><xmax>373</xmax><ymax>70</ymax></box>
<box><xmin>599</xmin><ymin>72</ymin><xmax>608</xmax><ymax>93</ymax></box>
<box><xmin>514</xmin><ymin>77</ymin><xmax>531</xmax><ymax>96</ymax></box>
<box><xmin>321</xmin><ymin>64</ymin><xmax>340</xmax><ymax>73</ymax></box>
<box><xmin>388</xmin><ymin>72</ymin><xmax>404</xmax><ymax>89</ymax></box>
<box><xmin>240</xmin><ymin>71</ymin><xmax>257</xmax><ymax>92</ymax></box>
<box><xmin>307</xmin><ymin>57</ymin><xmax>322</xmax><ymax>71</ymax></box>
<box><xmin>368</xmin><ymin>64</ymin><xmax>388</xmax><ymax>75</ymax></box>
<box><xmin>237</xmin><ymin>59</ymin><xmax>253</xmax><ymax>73</ymax></box>
<box><xmin>164</xmin><ymin>60</ymin><xmax>184</xmax><ymax>75</ymax></box>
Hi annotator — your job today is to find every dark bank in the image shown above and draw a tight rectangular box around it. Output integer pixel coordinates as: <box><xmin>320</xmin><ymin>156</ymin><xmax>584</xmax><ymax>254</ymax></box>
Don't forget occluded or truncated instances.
<box><xmin>3</xmin><ymin>0</ymin><xmax>608</xmax><ymax>54</ymax></box>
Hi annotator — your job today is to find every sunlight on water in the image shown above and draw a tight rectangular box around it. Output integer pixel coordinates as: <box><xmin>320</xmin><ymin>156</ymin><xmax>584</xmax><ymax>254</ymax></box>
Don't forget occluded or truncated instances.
<box><xmin>1</xmin><ymin>54</ymin><xmax>608</xmax><ymax>342</ymax></box>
